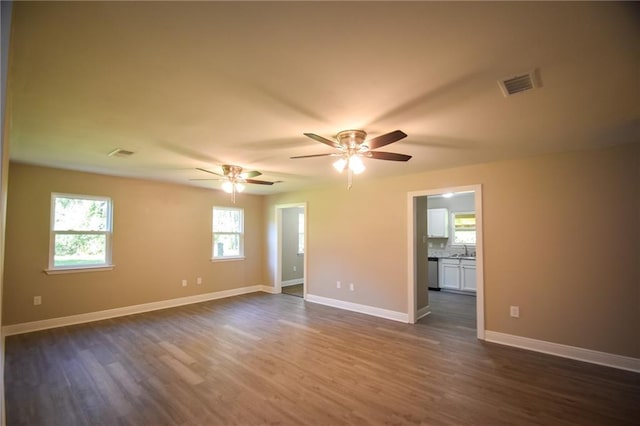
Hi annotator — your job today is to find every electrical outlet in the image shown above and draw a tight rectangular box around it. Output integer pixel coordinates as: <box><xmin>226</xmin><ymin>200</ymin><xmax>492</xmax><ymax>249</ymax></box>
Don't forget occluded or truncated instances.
<box><xmin>440</xmin><ymin>243</ymin><xmax>444</xmax><ymax>248</ymax></box>
<box><xmin>428</xmin><ymin>242</ymin><xmax>433</xmax><ymax>248</ymax></box>
<box><xmin>510</xmin><ymin>306</ymin><xmax>520</xmax><ymax>318</ymax></box>
<box><xmin>349</xmin><ymin>283</ymin><xmax>354</xmax><ymax>291</ymax></box>
<box><xmin>336</xmin><ymin>281</ymin><xmax>341</xmax><ymax>289</ymax></box>
<box><xmin>293</xmin><ymin>266</ymin><xmax>297</xmax><ymax>272</ymax></box>
<box><xmin>181</xmin><ymin>279</ymin><xmax>187</xmax><ymax>287</ymax></box>
<box><xmin>196</xmin><ymin>277</ymin><xmax>202</xmax><ymax>285</ymax></box>
<box><xmin>33</xmin><ymin>296</ymin><xmax>42</xmax><ymax>306</ymax></box>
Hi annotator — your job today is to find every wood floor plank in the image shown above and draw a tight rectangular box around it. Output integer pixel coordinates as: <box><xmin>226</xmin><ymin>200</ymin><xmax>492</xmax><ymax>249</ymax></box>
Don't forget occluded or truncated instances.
<box><xmin>5</xmin><ymin>292</ymin><xmax>640</xmax><ymax>425</ymax></box>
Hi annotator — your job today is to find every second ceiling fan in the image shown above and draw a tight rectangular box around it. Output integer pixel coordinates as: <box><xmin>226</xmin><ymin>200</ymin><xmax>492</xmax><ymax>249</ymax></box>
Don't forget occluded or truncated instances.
<box><xmin>291</xmin><ymin>129</ymin><xmax>411</xmax><ymax>188</ymax></box>
<box><xmin>193</xmin><ymin>165</ymin><xmax>275</xmax><ymax>202</ymax></box>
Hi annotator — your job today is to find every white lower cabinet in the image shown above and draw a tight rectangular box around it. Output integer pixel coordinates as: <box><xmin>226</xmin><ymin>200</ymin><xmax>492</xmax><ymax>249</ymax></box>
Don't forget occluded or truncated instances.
<box><xmin>460</xmin><ymin>260</ymin><xmax>477</xmax><ymax>292</ymax></box>
<box><xmin>439</xmin><ymin>259</ymin><xmax>460</xmax><ymax>290</ymax></box>
<box><xmin>439</xmin><ymin>258</ymin><xmax>476</xmax><ymax>293</ymax></box>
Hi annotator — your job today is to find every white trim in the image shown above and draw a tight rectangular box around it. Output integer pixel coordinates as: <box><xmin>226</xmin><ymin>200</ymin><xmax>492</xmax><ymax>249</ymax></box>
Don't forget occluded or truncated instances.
<box><xmin>485</xmin><ymin>330</ymin><xmax>640</xmax><ymax>373</ymax></box>
<box><xmin>259</xmin><ymin>285</ymin><xmax>279</xmax><ymax>294</ymax></box>
<box><xmin>281</xmin><ymin>279</ymin><xmax>303</xmax><ymax>287</ymax></box>
<box><xmin>407</xmin><ymin>184</ymin><xmax>485</xmax><ymax>340</ymax></box>
<box><xmin>306</xmin><ymin>294</ymin><xmax>408</xmax><ymax>323</ymax></box>
<box><xmin>2</xmin><ymin>285</ymin><xmax>267</xmax><ymax>336</ymax></box>
<box><xmin>44</xmin><ymin>264</ymin><xmax>115</xmax><ymax>275</ymax></box>
<box><xmin>210</xmin><ymin>256</ymin><xmax>245</xmax><ymax>262</ymax></box>
<box><xmin>416</xmin><ymin>305</ymin><xmax>431</xmax><ymax>320</ymax></box>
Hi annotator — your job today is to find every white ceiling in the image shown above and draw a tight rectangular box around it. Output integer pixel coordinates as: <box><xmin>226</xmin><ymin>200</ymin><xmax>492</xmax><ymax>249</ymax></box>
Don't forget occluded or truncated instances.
<box><xmin>7</xmin><ymin>2</ymin><xmax>639</xmax><ymax>194</ymax></box>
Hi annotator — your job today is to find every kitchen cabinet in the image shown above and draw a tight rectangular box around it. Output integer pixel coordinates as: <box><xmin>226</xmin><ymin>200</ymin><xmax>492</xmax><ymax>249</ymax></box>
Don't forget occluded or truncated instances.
<box><xmin>438</xmin><ymin>258</ymin><xmax>476</xmax><ymax>293</ymax></box>
<box><xmin>428</xmin><ymin>208</ymin><xmax>449</xmax><ymax>238</ymax></box>
<box><xmin>439</xmin><ymin>258</ymin><xmax>460</xmax><ymax>290</ymax></box>
<box><xmin>461</xmin><ymin>260</ymin><xmax>477</xmax><ymax>292</ymax></box>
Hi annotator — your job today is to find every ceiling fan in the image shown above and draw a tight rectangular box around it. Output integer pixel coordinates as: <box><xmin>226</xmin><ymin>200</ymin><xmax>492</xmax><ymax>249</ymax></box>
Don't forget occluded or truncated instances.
<box><xmin>192</xmin><ymin>165</ymin><xmax>275</xmax><ymax>203</ymax></box>
<box><xmin>291</xmin><ymin>129</ymin><xmax>411</xmax><ymax>189</ymax></box>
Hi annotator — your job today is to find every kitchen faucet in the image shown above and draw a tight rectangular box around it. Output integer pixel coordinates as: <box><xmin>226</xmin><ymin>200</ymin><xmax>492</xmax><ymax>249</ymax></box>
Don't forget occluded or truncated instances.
<box><xmin>463</xmin><ymin>244</ymin><xmax>469</xmax><ymax>256</ymax></box>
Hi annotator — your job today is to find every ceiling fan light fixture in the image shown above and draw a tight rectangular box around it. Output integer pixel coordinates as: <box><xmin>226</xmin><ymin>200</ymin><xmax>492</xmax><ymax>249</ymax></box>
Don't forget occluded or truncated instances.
<box><xmin>235</xmin><ymin>182</ymin><xmax>246</xmax><ymax>193</ymax></box>
<box><xmin>221</xmin><ymin>181</ymin><xmax>234</xmax><ymax>193</ymax></box>
<box><xmin>349</xmin><ymin>156</ymin><xmax>365</xmax><ymax>174</ymax></box>
<box><xmin>333</xmin><ymin>158</ymin><xmax>347</xmax><ymax>173</ymax></box>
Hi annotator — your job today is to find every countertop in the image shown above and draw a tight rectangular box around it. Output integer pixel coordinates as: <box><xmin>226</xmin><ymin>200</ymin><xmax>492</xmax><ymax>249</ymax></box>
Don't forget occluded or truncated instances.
<box><xmin>435</xmin><ymin>256</ymin><xmax>477</xmax><ymax>261</ymax></box>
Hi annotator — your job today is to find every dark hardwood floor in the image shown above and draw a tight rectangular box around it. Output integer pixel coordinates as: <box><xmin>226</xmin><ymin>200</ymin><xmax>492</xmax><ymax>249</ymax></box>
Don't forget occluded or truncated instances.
<box><xmin>281</xmin><ymin>283</ymin><xmax>303</xmax><ymax>298</ymax></box>
<box><xmin>5</xmin><ymin>292</ymin><xmax>639</xmax><ymax>425</ymax></box>
<box><xmin>421</xmin><ymin>289</ymin><xmax>476</xmax><ymax>330</ymax></box>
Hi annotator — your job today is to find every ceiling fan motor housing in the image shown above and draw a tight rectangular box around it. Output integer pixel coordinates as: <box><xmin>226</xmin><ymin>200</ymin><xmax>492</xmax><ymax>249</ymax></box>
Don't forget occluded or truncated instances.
<box><xmin>222</xmin><ymin>164</ymin><xmax>243</xmax><ymax>178</ymax></box>
<box><xmin>336</xmin><ymin>130</ymin><xmax>367</xmax><ymax>149</ymax></box>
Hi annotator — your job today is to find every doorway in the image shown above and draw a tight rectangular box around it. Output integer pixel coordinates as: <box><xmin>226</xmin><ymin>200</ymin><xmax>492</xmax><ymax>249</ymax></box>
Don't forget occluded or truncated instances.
<box><xmin>275</xmin><ymin>203</ymin><xmax>307</xmax><ymax>298</ymax></box>
<box><xmin>407</xmin><ymin>185</ymin><xmax>484</xmax><ymax>339</ymax></box>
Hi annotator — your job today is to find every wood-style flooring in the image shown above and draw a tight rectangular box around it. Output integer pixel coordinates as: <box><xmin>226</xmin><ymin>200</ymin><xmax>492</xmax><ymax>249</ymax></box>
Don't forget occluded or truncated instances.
<box><xmin>5</xmin><ymin>292</ymin><xmax>640</xmax><ymax>425</ymax></box>
<box><xmin>281</xmin><ymin>283</ymin><xmax>303</xmax><ymax>298</ymax></box>
<box><xmin>422</xmin><ymin>289</ymin><xmax>476</xmax><ymax>330</ymax></box>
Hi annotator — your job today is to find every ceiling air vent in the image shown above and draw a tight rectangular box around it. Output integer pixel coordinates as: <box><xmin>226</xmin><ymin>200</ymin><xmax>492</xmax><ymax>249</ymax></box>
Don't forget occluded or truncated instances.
<box><xmin>498</xmin><ymin>70</ymin><xmax>540</xmax><ymax>97</ymax></box>
<box><xmin>108</xmin><ymin>148</ymin><xmax>135</xmax><ymax>158</ymax></box>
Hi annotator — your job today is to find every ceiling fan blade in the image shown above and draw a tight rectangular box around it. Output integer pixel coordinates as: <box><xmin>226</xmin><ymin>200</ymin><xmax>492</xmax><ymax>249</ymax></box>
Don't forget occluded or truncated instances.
<box><xmin>304</xmin><ymin>133</ymin><xmax>341</xmax><ymax>148</ymax></box>
<box><xmin>245</xmin><ymin>178</ymin><xmax>274</xmax><ymax>185</ymax></box>
<box><xmin>290</xmin><ymin>153</ymin><xmax>339</xmax><ymax>159</ymax></box>
<box><xmin>241</xmin><ymin>170</ymin><xmax>262</xmax><ymax>178</ymax></box>
<box><xmin>196</xmin><ymin>167</ymin><xmax>224</xmax><ymax>177</ymax></box>
<box><xmin>366</xmin><ymin>151</ymin><xmax>412</xmax><ymax>161</ymax></box>
<box><xmin>366</xmin><ymin>130</ymin><xmax>408</xmax><ymax>150</ymax></box>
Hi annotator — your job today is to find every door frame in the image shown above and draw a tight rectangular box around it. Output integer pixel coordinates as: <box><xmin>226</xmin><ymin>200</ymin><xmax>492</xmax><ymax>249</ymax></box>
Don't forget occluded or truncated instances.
<box><xmin>407</xmin><ymin>184</ymin><xmax>485</xmax><ymax>340</ymax></box>
<box><xmin>275</xmin><ymin>202</ymin><xmax>307</xmax><ymax>298</ymax></box>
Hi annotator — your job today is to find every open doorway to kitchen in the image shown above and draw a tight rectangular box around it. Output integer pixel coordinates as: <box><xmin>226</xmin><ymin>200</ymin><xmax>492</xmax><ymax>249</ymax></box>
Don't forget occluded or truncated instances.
<box><xmin>407</xmin><ymin>185</ymin><xmax>484</xmax><ymax>339</ymax></box>
<box><xmin>275</xmin><ymin>203</ymin><xmax>307</xmax><ymax>298</ymax></box>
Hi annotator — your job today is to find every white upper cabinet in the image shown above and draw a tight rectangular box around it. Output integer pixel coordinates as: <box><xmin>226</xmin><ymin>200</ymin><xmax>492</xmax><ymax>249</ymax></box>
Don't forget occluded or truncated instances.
<box><xmin>427</xmin><ymin>208</ymin><xmax>449</xmax><ymax>238</ymax></box>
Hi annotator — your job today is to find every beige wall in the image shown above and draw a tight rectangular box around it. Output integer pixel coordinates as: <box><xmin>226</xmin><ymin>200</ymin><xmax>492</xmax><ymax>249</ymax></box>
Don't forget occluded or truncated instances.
<box><xmin>266</xmin><ymin>143</ymin><xmax>640</xmax><ymax>358</ymax></box>
<box><xmin>4</xmin><ymin>143</ymin><xmax>639</xmax><ymax>360</ymax></box>
<box><xmin>3</xmin><ymin>163</ymin><xmax>265</xmax><ymax>325</ymax></box>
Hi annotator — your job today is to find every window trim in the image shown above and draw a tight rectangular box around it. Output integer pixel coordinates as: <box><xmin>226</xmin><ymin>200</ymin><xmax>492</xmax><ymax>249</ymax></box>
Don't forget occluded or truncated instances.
<box><xmin>451</xmin><ymin>210</ymin><xmax>477</xmax><ymax>247</ymax></box>
<box><xmin>48</xmin><ymin>192</ymin><xmax>114</xmax><ymax>272</ymax></box>
<box><xmin>212</xmin><ymin>206</ymin><xmax>245</xmax><ymax>261</ymax></box>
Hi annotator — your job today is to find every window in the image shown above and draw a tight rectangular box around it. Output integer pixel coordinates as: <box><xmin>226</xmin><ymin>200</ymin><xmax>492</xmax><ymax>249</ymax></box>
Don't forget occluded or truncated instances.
<box><xmin>212</xmin><ymin>207</ymin><xmax>244</xmax><ymax>260</ymax></box>
<box><xmin>452</xmin><ymin>212</ymin><xmax>476</xmax><ymax>245</ymax></box>
<box><xmin>297</xmin><ymin>212</ymin><xmax>304</xmax><ymax>254</ymax></box>
<box><xmin>50</xmin><ymin>193</ymin><xmax>113</xmax><ymax>270</ymax></box>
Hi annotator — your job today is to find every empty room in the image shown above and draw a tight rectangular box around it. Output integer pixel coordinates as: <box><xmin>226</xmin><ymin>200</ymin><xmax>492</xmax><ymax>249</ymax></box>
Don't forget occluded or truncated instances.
<box><xmin>0</xmin><ymin>2</ymin><xmax>638</xmax><ymax>425</ymax></box>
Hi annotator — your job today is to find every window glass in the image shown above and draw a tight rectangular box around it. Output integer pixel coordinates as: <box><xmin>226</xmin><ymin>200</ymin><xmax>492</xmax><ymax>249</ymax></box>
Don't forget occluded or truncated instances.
<box><xmin>212</xmin><ymin>207</ymin><xmax>244</xmax><ymax>259</ymax></box>
<box><xmin>452</xmin><ymin>212</ymin><xmax>476</xmax><ymax>245</ymax></box>
<box><xmin>51</xmin><ymin>194</ymin><xmax>112</xmax><ymax>269</ymax></box>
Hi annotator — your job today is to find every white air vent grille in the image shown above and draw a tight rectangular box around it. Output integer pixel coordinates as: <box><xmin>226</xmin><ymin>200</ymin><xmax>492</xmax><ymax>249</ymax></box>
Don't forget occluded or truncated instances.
<box><xmin>498</xmin><ymin>70</ymin><xmax>540</xmax><ymax>97</ymax></box>
<box><xmin>108</xmin><ymin>148</ymin><xmax>135</xmax><ymax>158</ymax></box>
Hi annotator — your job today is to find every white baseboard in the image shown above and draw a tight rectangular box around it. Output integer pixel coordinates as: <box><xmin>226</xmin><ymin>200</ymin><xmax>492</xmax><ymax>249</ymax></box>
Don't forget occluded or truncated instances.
<box><xmin>306</xmin><ymin>294</ymin><xmax>408</xmax><ymax>323</ymax></box>
<box><xmin>260</xmin><ymin>285</ymin><xmax>279</xmax><ymax>294</ymax></box>
<box><xmin>416</xmin><ymin>305</ymin><xmax>431</xmax><ymax>320</ymax></box>
<box><xmin>281</xmin><ymin>279</ymin><xmax>303</xmax><ymax>287</ymax></box>
<box><xmin>485</xmin><ymin>330</ymin><xmax>640</xmax><ymax>373</ymax></box>
<box><xmin>3</xmin><ymin>285</ymin><xmax>268</xmax><ymax>336</ymax></box>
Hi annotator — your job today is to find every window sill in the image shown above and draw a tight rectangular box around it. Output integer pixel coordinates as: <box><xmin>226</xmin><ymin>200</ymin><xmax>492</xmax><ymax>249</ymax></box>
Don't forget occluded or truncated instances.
<box><xmin>210</xmin><ymin>257</ymin><xmax>245</xmax><ymax>263</ymax></box>
<box><xmin>44</xmin><ymin>265</ymin><xmax>115</xmax><ymax>275</ymax></box>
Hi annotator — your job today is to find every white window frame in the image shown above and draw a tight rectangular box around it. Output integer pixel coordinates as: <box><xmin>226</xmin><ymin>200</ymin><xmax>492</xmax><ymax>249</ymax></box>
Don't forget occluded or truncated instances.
<box><xmin>451</xmin><ymin>211</ymin><xmax>476</xmax><ymax>246</ymax></box>
<box><xmin>47</xmin><ymin>192</ymin><xmax>114</xmax><ymax>274</ymax></box>
<box><xmin>212</xmin><ymin>206</ymin><xmax>245</xmax><ymax>261</ymax></box>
